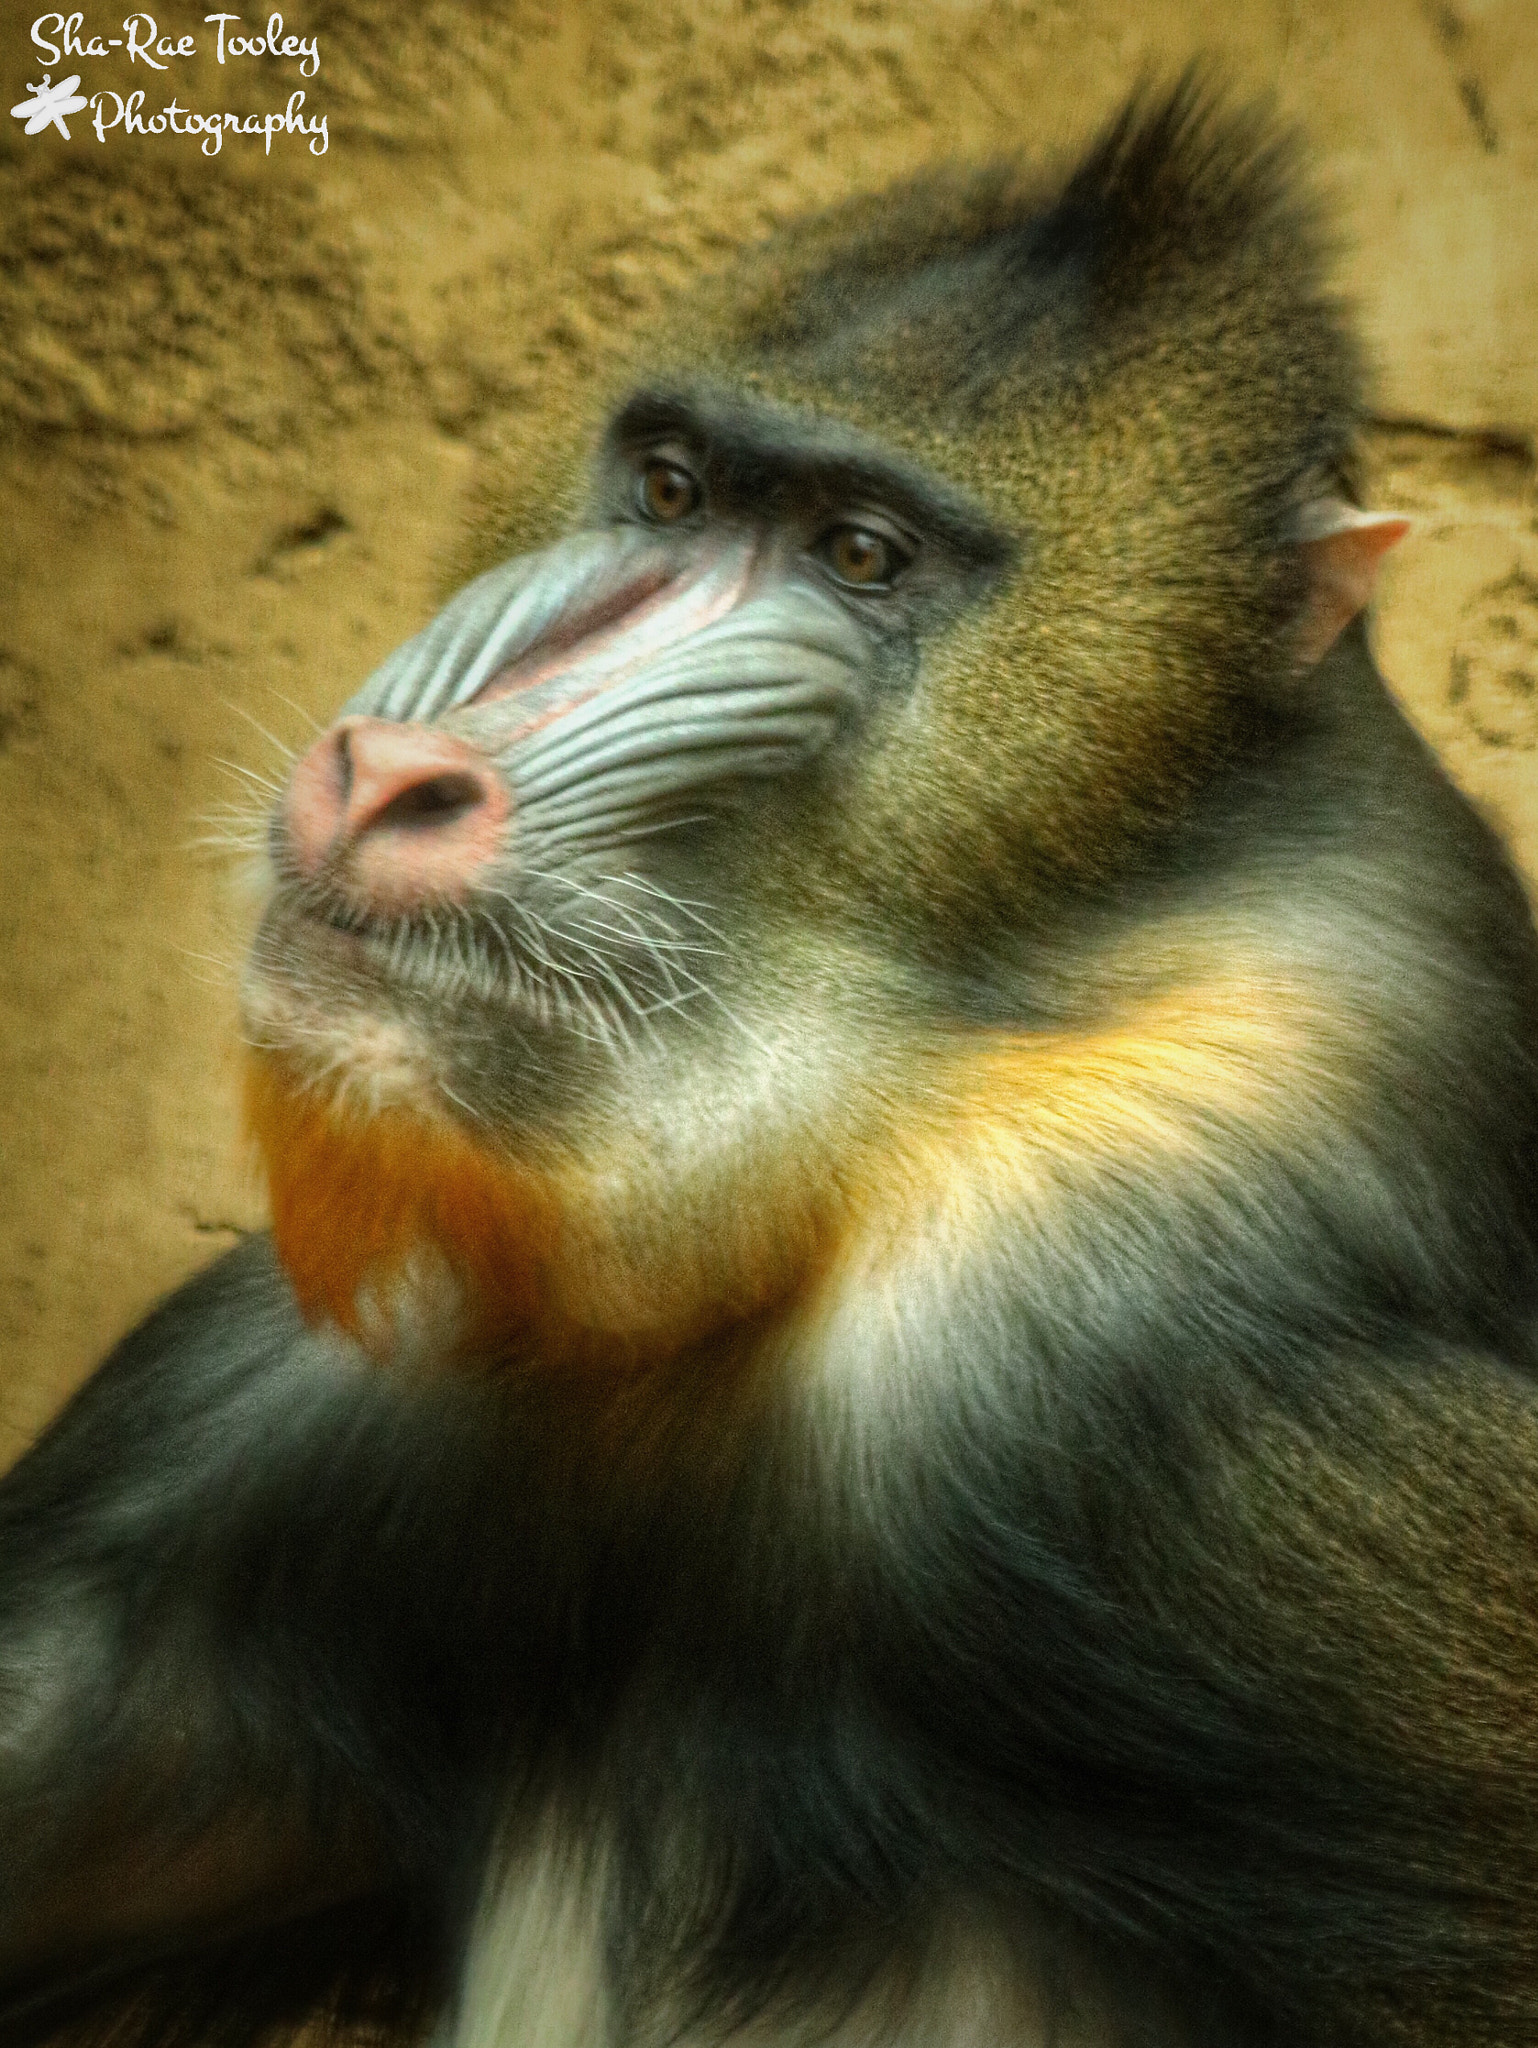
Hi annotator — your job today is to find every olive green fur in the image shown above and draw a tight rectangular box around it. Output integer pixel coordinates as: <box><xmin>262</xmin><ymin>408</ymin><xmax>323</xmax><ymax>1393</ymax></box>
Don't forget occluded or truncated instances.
<box><xmin>654</xmin><ymin>82</ymin><xmax>1367</xmax><ymax>927</ymax></box>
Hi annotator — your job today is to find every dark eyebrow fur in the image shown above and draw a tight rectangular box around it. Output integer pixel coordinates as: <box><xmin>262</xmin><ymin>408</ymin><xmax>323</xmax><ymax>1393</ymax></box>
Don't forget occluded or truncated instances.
<box><xmin>607</xmin><ymin>385</ymin><xmax>1017</xmax><ymax>567</ymax></box>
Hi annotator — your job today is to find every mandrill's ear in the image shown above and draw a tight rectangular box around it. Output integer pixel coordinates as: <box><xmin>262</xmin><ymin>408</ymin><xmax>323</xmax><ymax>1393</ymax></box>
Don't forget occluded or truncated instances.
<box><xmin>1291</xmin><ymin>499</ymin><xmax>1412</xmax><ymax>667</ymax></box>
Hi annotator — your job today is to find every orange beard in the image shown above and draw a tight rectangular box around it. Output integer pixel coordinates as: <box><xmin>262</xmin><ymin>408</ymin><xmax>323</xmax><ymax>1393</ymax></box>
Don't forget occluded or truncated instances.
<box><xmin>245</xmin><ymin>1052</ymin><xmax>563</xmax><ymax>1366</ymax></box>
<box><xmin>243</xmin><ymin>1052</ymin><xmax>828</xmax><ymax>1377</ymax></box>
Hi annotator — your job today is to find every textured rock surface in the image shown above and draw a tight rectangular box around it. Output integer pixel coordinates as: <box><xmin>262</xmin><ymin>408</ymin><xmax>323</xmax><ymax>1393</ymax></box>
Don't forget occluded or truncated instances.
<box><xmin>0</xmin><ymin>0</ymin><xmax>1534</xmax><ymax>1453</ymax></box>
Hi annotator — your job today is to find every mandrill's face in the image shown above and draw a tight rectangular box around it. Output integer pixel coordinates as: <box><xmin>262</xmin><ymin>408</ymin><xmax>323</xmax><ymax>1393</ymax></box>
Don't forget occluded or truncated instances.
<box><xmin>242</xmin><ymin>381</ymin><xmax>1015</xmax><ymax>1137</ymax></box>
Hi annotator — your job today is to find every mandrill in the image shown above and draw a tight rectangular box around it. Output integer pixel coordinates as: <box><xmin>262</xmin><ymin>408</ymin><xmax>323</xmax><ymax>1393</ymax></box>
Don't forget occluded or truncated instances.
<box><xmin>3</xmin><ymin>80</ymin><xmax>1538</xmax><ymax>2048</ymax></box>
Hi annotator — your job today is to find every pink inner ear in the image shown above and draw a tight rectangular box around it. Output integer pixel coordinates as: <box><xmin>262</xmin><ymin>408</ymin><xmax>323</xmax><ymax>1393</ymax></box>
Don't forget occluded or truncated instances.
<box><xmin>1295</xmin><ymin>511</ymin><xmax>1412</xmax><ymax>667</ymax></box>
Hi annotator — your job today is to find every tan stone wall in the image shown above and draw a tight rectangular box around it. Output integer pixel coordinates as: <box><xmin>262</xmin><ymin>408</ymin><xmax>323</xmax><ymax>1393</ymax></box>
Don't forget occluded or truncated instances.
<box><xmin>1</xmin><ymin>0</ymin><xmax>1534</xmax><ymax>1452</ymax></box>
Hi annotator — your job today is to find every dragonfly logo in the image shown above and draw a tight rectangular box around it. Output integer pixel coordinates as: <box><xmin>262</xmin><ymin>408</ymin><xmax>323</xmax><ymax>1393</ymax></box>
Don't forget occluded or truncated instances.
<box><xmin>10</xmin><ymin>72</ymin><xmax>89</xmax><ymax>136</ymax></box>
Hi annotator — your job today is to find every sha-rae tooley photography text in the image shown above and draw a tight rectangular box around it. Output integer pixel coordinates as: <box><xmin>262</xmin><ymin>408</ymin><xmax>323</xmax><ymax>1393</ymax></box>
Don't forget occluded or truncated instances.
<box><xmin>13</xmin><ymin>12</ymin><xmax>327</xmax><ymax>154</ymax></box>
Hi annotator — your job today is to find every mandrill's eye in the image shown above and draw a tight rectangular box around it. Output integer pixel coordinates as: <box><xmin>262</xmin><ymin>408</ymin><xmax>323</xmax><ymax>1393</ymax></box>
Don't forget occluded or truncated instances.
<box><xmin>638</xmin><ymin>457</ymin><xmax>701</xmax><ymax>524</ymax></box>
<box><xmin>817</xmin><ymin>523</ymin><xmax>908</xmax><ymax>590</ymax></box>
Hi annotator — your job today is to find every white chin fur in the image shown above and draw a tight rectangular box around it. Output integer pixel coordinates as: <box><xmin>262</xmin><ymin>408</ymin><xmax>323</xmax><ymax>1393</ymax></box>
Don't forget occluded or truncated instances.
<box><xmin>242</xmin><ymin>973</ymin><xmax>442</xmax><ymax>1116</ymax></box>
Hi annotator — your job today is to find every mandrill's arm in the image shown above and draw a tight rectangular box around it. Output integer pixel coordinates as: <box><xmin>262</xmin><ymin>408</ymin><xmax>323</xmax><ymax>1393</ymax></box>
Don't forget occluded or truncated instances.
<box><xmin>0</xmin><ymin>1235</ymin><xmax>509</xmax><ymax>2044</ymax></box>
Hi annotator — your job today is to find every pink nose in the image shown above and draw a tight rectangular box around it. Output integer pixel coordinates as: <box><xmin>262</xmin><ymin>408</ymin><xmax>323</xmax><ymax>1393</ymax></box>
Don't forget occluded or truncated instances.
<box><xmin>283</xmin><ymin>716</ymin><xmax>511</xmax><ymax>913</ymax></box>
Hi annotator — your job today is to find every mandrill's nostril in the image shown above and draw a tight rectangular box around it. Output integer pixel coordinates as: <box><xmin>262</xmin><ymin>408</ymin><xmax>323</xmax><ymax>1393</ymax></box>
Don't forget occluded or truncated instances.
<box><xmin>327</xmin><ymin>718</ymin><xmax>505</xmax><ymax>849</ymax></box>
<box><xmin>371</xmin><ymin>772</ymin><xmax>488</xmax><ymax>833</ymax></box>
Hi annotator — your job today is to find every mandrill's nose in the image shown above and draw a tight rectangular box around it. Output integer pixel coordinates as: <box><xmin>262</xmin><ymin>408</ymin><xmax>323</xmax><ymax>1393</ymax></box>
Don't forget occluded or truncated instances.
<box><xmin>283</xmin><ymin>716</ymin><xmax>511</xmax><ymax>913</ymax></box>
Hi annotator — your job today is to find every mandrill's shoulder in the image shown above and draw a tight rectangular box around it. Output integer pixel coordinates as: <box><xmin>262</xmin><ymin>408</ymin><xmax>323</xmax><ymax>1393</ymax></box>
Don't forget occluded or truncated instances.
<box><xmin>787</xmin><ymin>628</ymin><xmax>1538</xmax><ymax>1413</ymax></box>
